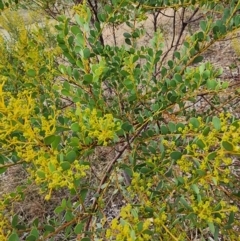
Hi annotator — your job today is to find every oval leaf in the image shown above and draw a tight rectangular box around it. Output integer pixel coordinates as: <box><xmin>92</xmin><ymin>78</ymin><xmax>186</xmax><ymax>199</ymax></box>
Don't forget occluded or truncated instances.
<box><xmin>222</xmin><ymin>141</ymin><xmax>234</xmax><ymax>151</ymax></box>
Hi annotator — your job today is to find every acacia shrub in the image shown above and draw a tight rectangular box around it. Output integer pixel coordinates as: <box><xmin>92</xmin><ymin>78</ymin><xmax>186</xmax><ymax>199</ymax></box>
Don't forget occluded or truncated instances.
<box><xmin>1</xmin><ymin>0</ymin><xmax>240</xmax><ymax>240</ymax></box>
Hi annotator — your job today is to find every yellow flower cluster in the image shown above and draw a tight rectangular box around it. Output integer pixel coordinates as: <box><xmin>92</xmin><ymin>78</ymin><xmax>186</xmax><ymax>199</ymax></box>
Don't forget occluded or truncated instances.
<box><xmin>106</xmin><ymin>201</ymin><xmax>170</xmax><ymax>241</ymax></box>
<box><xmin>130</xmin><ymin>172</ymin><xmax>152</xmax><ymax>197</ymax></box>
<box><xmin>177</xmin><ymin>156</ymin><xmax>194</xmax><ymax>172</ymax></box>
<box><xmin>1</xmin><ymin>77</ymin><xmax>119</xmax><ymax>202</ymax></box>
<box><xmin>0</xmin><ymin>84</ymin><xmax>90</xmax><ymax>199</ymax></box>
<box><xmin>0</xmin><ymin>85</ymin><xmax>35</xmax><ymax>143</ymax></box>
<box><xmin>191</xmin><ymin>198</ymin><xmax>238</xmax><ymax>224</ymax></box>
<box><xmin>0</xmin><ymin>193</ymin><xmax>21</xmax><ymax>241</ymax></box>
<box><xmin>0</xmin><ymin>9</ymin><xmax>60</xmax><ymax>105</ymax></box>
<box><xmin>75</xmin><ymin>104</ymin><xmax>121</xmax><ymax>146</ymax></box>
<box><xmin>72</xmin><ymin>0</ymin><xmax>90</xmax><ymax>22</ymax></box>
<box><xmin>0</xmin><ymin>9</ymin><xmax>25</xmax><ymax>36</ymax></box>
<box><xmin>106</xmin><ymin>204</ymin><xmax>152</xmax><ymax>241</ymax></box>
<box><xmin>40</xmin><ymin>111</ymin><xmax>58</xmax><ymax>136</ymax></box>
<box><xmin>34</xmin><ymin>157</ymin><xmax>88</xmax><ymax>200</ymax></box>
<box><xmin>108</xmin><ymin>113</ymin><xmax>240</xmax><ymax>240</ymax></box>
<box><xmin>176</xmin><ymin>113</ymin><xmax>239</xmax><ymax>186</ymax></box>
<box><xmin>0</xmin><ymin>213</ymin><xmax>10</xmax><ymax>241</ymax></box>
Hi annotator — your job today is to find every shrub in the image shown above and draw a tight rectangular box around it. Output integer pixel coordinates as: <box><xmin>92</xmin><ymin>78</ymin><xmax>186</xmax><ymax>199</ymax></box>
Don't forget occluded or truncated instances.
<box><xmin>1</xmin><ymin>0</ymin><xmax>240</xmax><ymax>240</ymax></box>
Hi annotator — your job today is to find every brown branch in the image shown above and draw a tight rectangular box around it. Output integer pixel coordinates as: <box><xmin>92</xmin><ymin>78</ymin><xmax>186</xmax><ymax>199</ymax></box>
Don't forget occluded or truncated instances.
<box><xmin>38</xmin><ymin>215</ymin><xmax>88</xmax><ymax>241</ymax></box>
<box><xmin>87</xmin><ymin>0</ymin><xmax>104</xmax><ymax>46</ymax></box>
<box><xmin>201</xmin><ymin>95</ymin><xmax>222</xmax><ymax>113</ymax></box>
<box><xmin>0</xmin><ymin>160</ymin><xmax>25</xmax><ymax>169</ymax></box>
<box><xmin>84</xmin><ymin>123</ymin><xmax>148</xmax><ymax>232</ymax></box>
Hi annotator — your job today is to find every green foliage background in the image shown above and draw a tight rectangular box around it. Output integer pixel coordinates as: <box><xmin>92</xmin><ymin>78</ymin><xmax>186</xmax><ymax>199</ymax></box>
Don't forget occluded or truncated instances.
<box><xmin>0</xmin><ymin>0</ymin><xmax>240</xmax><ymax>240</ymax></box>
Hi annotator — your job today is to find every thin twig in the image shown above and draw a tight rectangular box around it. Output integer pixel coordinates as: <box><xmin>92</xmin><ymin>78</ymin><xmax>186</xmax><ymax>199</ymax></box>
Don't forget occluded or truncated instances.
<box><xmin>85</xmin><ymin>123</ymin><xmax>148</xmax><ymax>231</ymax></box>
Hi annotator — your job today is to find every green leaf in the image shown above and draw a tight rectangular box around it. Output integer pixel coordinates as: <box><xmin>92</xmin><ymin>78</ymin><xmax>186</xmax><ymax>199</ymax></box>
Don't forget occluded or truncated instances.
<box><xmin>71</xmin><ymin>123</ymin><xmax>80</xmax><ymax>132</ymax></box>
<box><xmin>0</xmin><ymin>167</ymin><xmax>7</xmax><ymax>174</ymax></box>
<box><xmin>168</xmin><ymin>122</ymin><xmax>176</xmax><ymax>133</ymax></box>
<box><xmin>196</xmin><ymin>139</ymin><xmax>205</xmax><ymax>149</ymax></box>
<box><xmin>137</xmin><ymin>222</ymin><xmax>143</xmax><ymax>232</ymax></box>
<box><xmin>80</xmin><ymin>189</ymin><xmax>88</xmax><ymax>202</ymax></box>
<box><xmin>66</xmin><ymin>150</ymin><xmax>77</xmax><ymax>163</ymax></box>
<box><xmin>189</xmin><ymin>117</ymin><xmax>200</xmax><ymax>129</ymax></box>
<box><xmin>174</xmin><ymin>51</ymin><xmax>180</xmax><ymax>59</ymax></box>
<box><xmin>76</xmin><ymin>33</ymin><xmax>84</xmax><ymax>47</ymax></box>
<box><xmin>69</xmin><ymin>137</ymin><xmax>80</xmax><ymax>147</ymax></box>
<box><xmin>222</xmin><ymin>141</ymin><xmax>234</xmax><ymax>151</ymax></box>
<box><xmin>180</xmin><ymin>196</ymin><xmax>191</xmax><ymax>210</ymax></box>
<box><xmin>81</xmin><ymin>238</ymin><xmax>90</xmax><ymax>241</ymax></box>
<box><xmin>212</xmin><ymin>116</ymin><xmax>221</xmax><ymax>130</ymax></box>
<box><xmin>176</xmin><ymin>123</ymin><xmax>185</xmax><ymax>132</ymax></box>
<box><xmin>83</xmin><ymin>74</ymin><xmax>93</xmax><ymax>84</ymax></box>
<box><xmin>170</xmin><ymin>151</ymin><xmax>182</xmax><ymax>160</ymax></box>
<box><xmin>174</xmin><ymin>73</ymin><xmax>182</xmax><ymax>82</ymax></box>
<box><xmin>48</xmin><ymin>162</ymin><xmax>56</xmax><ymax>172</ymax></box>
<box><xmin>208</xmin><ymin>222</ymin><xmax>215</xmax><ymax>235</ymax></box>
<box><xmin>151</xmin><ymin>103</ymin><xmax>159</xmax><ymax>111</ymax></box>
<box><xmin>44</xmin><ymin>225</ymin><xmax>55</xmax><ymax>232</ymax></box>
<box><xmin>200</xmin><ymin>20</ymin><xmax>207</xmax><ymax>31</ymax></box>
<box><xmin>74</xmin><ymin>223</ymin><xmax>84</xmax><ymax>234</ymax></box>
<box><xmin>83</xmin><ymin>48</ymin><xmax>91</xmax><ymax>59</ymax></box>
<box><xmin>169</xmin><ymin>79</ymin><xmax>176</xmax><ymax>87</ymax></box>
<box><xmin>44</xmin><ymin>135</ymin><xmax>56</xmax><ymax>145</ymax></box>
<box><xmin>11</xmin><ymin>214</ymin><xmax>18</xmax><ymax>228</ymax></box>
<box><xmin>124</xmin><ymin>79</ymin><xmax>134</xmax><ymax>89</ymax></box>
<box><xmin>191</xmin><ymin>184</ymin><xmax>199</xmax><ymax>194</ymax></box>
<box><xmin>231</xmin><ymin>121</ymin><xmax>239</xmax><ymax>129</ymax></box>
<box><xmin>64</xmin><ymin>20</ymin><xmax>69</xmax><ymax>36</ymax></box>
<box><xmin>140</xmin><ymin>167</ymin><xmax>151</xmax><ymax>174</ymax></box>
<box><xmin>196</xmin><ymin>169</ymin><xmax>206</xmax><ymax>176</ymax></box>
<box><xmin>54</xmin><ymin>206</ymin><xmax>65</xmax><ymax>214</ymax></box>
<box><xmin>39</xmin><ymin>67</ymin><xmax>47</xmax><ymax>75</ymax></box>
<box><xmin>214</xmin><ymin>226</ymin><xmax>219</xmax><ymax>240</ymax></box>
<box><xmin>228</xmin><ymin>211</ymin><xmax>235</xmax><ymax>225</ymax></box>
<box><xmin>122</xmin><ymin>122</ymin><xmax>133</xmax><ymax>132</ymax></box>
<box><xmin>61</xmin><ymin>199</ymin><xmax>67</xmax><ymax>208</ymax></box>
<box><xmin>125</xmin><ymin>38</ymin><xmax>132</xmax><ymax>45</ymax></box>
<box><xmin>52</xmin><ymin>136</ymin><xmax>61</xmax><ymax>149</ymax></box>
<box><xmin>26</xmin><ymin>235</ymin><xmax>36</xmax><ymax>241</ymax></box>
<box><xmin>202</xmin><ymin>126</ymin><xmax>210</xmax><ymax>136</ymax></box>
<box><xmin>71</xmin><ymin>26</ymin><xmax>82</xmax><ymax>35</ymax></box>
<box><xmin>192</xmin><ymin>55</ymin><xmax>203</xmax><ymax>64</ymax></box>
<box><xmin>123</xmin><ymin>32</ymin><xmax>131</xmax><ymax>38</ymax></box>
<box><xmin>168</xmin><ymin>60</ymin><xmax>174</xmax><ymax>68</ymax></box>
<box><xmin>160</xmin><ymin>125</ymin><xmax>169</xmax><ymax>134</ymax></box>
<box><xmin>222</xmin><ymin>81</ymin><xmax>229</xmax><ymax>89</ymax></box>
<box><xmin>68</xmin><ymin>36</ymin><xmax>74</xmax><ymax>46</ymax></box>
<box><xmin>8</xmin><ymin>233</ymin><xmax>20</xmax><ymax>241</ymax></box>
<box><xmin>30</xmin><ymin>228</ymin><xmax>39</xmax><ymax>239</ymax></box>
<box><xmin>98</xmin><ymin>13</ymin><xmax>107</xmax><ymax>22</ymax></box>
<box><xmin>65</xmin><ymin>211</ymin><xmax>74</xmax><ymax>221</ymax></box>
<box><xmin>213</xmin><ymin>25</ymin><xmax>219</xmax><ymax>36</ymax></box>
<box><xmin>73</xmin><ymin>69</ymin><xmax>80</xmax><ymax>80</ymax></box>
<box><xmin>63</xmin><ymin>52</ymin><xmax>75</xmax><ymax>64</ymax></box>
<box><xmin>27</xmin><ymin>69</ymin><xmax>36</xmax><ymax>77</ymax></box>
<box><xmin>63</xmin><ymin>81</ymin><xmax>70</xmax><ymax>90</ymax></box>
<box><xmin>104</xmin><ymin>5</ymin><xmax>113</xmax><ymax>13</ymax></box>
<box><xmin>60</xmin><ymin>161</ymin><xmax>71</xmax><ymax>171</ymax></box>
<box><xmin>207</xmin><ymin>152</ymin><xmax>217</xmax><ymax>160</ymax></box>
<box><xmin>36</xmin><ymin>170</ymin><xmax>45</xmax><ymax>179</ymax></box>
<box><xmin>172</xmin><ymin>218</ymin><xmax>180</xmax><ymax>226</ymax></box>
<box><xmin>207</xmin><ymin>79</ymin><xmax>218</xmax><ymax>90</ymax></box>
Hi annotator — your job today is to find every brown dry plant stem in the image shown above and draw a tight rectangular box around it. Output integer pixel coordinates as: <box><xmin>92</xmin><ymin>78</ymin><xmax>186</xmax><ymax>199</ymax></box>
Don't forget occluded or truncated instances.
<box><xmin>84</xmin><ymin>123</ymin><xmax>148</xmax><ymax>232</ymax></box>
